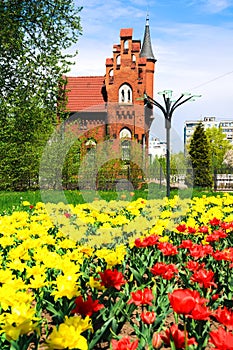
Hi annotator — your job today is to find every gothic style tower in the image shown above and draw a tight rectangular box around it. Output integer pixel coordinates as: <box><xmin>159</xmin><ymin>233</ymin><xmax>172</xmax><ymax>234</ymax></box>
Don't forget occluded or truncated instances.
<box><xmin>104</xmin><ymin>16</ymin><xmax>156</xmax><ymax>147</ymax></box>
<box><xmin>65</xmin><ymin>17</ymin><xmax>156</xmax><ymax>153</ymax></box>
<box><xmin>140</xmin><ymin>15</ymin><xmax>156</xmax><ymax>100</ymax></box>
<box><xmin>63</xmin><ymin>18</ymin><xmax>156</xmax><ymax>188</ymax></box>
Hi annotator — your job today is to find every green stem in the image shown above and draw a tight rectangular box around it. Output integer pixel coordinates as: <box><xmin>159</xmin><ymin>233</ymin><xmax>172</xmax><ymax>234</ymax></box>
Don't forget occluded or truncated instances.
<box><xmin>183</xmin><ymin>315</ymin><xmax>188</xmax><ymax>350</ymax></box>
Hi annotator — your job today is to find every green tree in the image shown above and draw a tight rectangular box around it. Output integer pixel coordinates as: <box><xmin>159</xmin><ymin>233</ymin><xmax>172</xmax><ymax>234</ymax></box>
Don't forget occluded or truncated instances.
<box><xmin>223</xmin><ymin>149</ymin><xmax>233</xmax><ymax>169</ymax></box>
<box><xmin>187</xmin><ymin>122</ymin><xmax>213</xmax><ymax>188</ymax></box>
<box><xmin>170</xmin><ymin>152</ymin><xmax>186</xmax><ymax>175</ymax></box>
<box><xmin>205</xmin><ymin>126</ymin><xmax>232</xmax><ymax>170</ymax></box>
<box><xmin>0</xmin><ymin>0</ymin><xmax>82</xmax><ymax>190</ymax></box>
<box><xmin>149</xmin><ymin>156</ymin><xmax>165</xmax><ymax>179</ymax></box>
<box><xmin>0</xmin><ymin>0</ymin><xmax>82</xmax><ymax>109</ymax></box>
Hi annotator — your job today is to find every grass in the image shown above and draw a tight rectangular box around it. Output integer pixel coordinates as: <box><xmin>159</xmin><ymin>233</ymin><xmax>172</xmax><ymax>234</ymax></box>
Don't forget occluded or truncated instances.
<box><xmin>0</xmin><ymin>185</ymin><xmax>230</xmax><ymax>212</ymax></box>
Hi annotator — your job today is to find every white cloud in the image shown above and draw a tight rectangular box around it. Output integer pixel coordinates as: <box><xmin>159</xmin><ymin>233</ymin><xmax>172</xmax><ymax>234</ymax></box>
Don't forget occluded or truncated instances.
<box><xmin>184</xmin><ymin>0</ymin><xmax>233</xmax><ymax>13</ymax></box>
<box><xmin>201</xmin><ymin>0</ymin><xmax>233</xmax><ymax>13</ymax></box>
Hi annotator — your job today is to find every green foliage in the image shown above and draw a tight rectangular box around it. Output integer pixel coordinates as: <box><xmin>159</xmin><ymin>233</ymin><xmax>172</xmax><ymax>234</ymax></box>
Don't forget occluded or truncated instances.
<box><xmin>170</xmin><ymin>152</ymin><xmax>186</xmax><ymax>175</ymax></box>
<box><xmin>205</xmin><ymin>126</ymin><xmax>232</xmax><ymax>169</ymax></box>
<box><xmin>0</xmin><ymin>0</ymin><xmax>82</xmax><ymax>190</ymax></box>
<box><xmin>97</xmin><ymin>160</ymin><xmax>144</xmax><ymax>191</ymax></box>
<box><xmin>0</xmin><ymin>0</ymin><xmax>82</xmax><ymax>107</ymax></box>
<box><xmin>187</xmin><ymin>122</ymin><xmax>213</xmax><ymax>188</ymax></box>
<box><xmin>149</xmin><ymin>156</ymin><xmax>166</xmax><ymax>179</ymax></box>
<box><xmin>62</xmin><ymin>140</ymin><xmax>82</xmax><ymax>189</ymax></box>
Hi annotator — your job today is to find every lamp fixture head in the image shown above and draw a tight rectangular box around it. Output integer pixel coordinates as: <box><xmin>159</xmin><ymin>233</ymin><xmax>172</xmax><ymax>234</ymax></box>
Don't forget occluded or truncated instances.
<box><xmin>181</xmin><ymin>92</ymin><xmax>192</xmax><ymax>96</ymax></box>
<box><xmin>158</xmin><ymin>90</ymin><xmax>173</xmax><ymax>98</ymax></box>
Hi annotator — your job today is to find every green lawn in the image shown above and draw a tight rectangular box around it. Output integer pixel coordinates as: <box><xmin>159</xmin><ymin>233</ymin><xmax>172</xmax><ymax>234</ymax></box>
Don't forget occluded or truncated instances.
<box><xmin>0</xmin><ymin>186</ymin><xmax>228</xmax><ymax>212</ymax></box>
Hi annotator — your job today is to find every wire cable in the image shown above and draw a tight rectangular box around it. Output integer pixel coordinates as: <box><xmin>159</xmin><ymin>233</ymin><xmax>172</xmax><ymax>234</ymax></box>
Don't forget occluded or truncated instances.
<box><xmin>191</xmin><ymin>70</ymin><xmax>233</xmax><ymax>90</ymax></box>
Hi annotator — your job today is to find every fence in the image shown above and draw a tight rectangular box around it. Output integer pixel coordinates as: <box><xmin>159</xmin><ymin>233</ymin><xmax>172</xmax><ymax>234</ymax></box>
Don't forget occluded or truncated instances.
<box><xmin>215</xmin><ymin>173</ymin><xmax>233</xmax><ymax>191</ymax></box>
<box><xmin>148</xmin><ymin>167</ymin><xmax>233</xmax><ymax>191</ymax></box>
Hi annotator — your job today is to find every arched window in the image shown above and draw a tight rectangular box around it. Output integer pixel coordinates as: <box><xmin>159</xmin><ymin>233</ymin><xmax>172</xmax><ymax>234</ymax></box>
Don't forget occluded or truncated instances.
<box><xmin>132</xmin><ymin>54</ymin><xmax>136</xmax><ymax>62</ymax></box>
<box><xmin>118</xmin><ymin>83</ymin><xmax>132</xmax><ymax>104</ymax></box>
<box><xmin>85</xmin><ymin>139</ymin><xmax>96</xmax><ymax>162</ymax></box>
<box><xmin>109</xmin><ymin>68</ymin><xmax>114</xmax><ymax>83</ymax></box>
<box><xmin>120</xmin><ymin>128</ymin><xmax>132</xmax><ymax>161</ymax></box>
<box><xmin>120</xmin><ymin>128</ymin><xmax>132</xmax><ymax>139</ymax></box>
<box><xmin>116</xmin><ymin>55</ymin><xmax>121</xmax><ymax>66</ymax></box>
<box><xmin>124</xmin><ymin>40</ymin><xmax>129</xmax><ymax>50</ymax></box>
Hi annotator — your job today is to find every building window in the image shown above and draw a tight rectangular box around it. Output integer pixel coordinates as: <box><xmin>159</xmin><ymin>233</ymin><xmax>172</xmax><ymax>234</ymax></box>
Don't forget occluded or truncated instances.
<box><xmin>131</xmin><ymin>54</ymin><xmax>136</xmax><ymax>68</ymax></box>
<box><xmin>121</xmin><ymin>140</ymin><xmax>131</xmax><ymax>161</ymax></box>
<box><xmin>109</xmin><ymin>69</ymin><xmax>114</xmax><ymax>83</ymax></box>
<box><xmin>85</xmin><ymin>139</ymin><xmax>96</xmax><ymax>162</ymax></box>
<box><xmin>116</xmin><ymin>55</ymin><xmax>121</xmax><ymax>66</ymax></box>
<box><xmin>120</xmin><ymin>128</ymin><xmax>132</xmax><ymax>161</ymax></box>
<box><xmin>120</xmin><ymin>128</ymin><xmax>132</xmax><ymax>139</ymax></box>
<box><xmin>119</xmin><ymin>83</ymin><xmax>132</xmax><ymax>104</ymax></box>
<box><xmin>124</xmin><ymin>40</ymin><xmax>129</xmax><ymax>52</ymax></box>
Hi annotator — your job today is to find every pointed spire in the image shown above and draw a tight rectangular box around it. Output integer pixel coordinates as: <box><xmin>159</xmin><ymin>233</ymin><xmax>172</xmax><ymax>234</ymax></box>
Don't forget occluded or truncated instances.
<box><xmin>140</xmin><ymin>14</ymin><xmax>156</xmax><ymax>61</ymax></box>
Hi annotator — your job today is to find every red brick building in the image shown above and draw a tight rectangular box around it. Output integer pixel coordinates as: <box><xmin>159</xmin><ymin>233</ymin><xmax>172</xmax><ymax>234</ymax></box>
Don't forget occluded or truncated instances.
<box><xmin>64</xmin><ymin>16</ymin><xmax>156</xmax><ymax>157</ymax></box>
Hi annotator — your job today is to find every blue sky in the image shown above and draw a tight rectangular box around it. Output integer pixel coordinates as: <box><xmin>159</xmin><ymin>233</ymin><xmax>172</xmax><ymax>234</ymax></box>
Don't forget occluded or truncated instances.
<box><xmin>69</xmin><ymin>0</ymin><xmax>233</xmax><ymax>150</ymax></box>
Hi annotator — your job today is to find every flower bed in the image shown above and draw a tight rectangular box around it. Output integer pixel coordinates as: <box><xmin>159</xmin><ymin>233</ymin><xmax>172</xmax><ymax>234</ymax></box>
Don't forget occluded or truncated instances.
<box><xmin>0</xmin><ymin>194</ymin><xmax>233</xmax><ymax>349</ymax></box>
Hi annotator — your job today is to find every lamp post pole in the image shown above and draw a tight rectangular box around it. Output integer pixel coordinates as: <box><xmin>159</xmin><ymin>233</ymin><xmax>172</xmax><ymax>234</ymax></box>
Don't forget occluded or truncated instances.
<box><xmin>144</xmin><ymin>90</ymin><xmax>201</xmax><ymax>197</ymax></box>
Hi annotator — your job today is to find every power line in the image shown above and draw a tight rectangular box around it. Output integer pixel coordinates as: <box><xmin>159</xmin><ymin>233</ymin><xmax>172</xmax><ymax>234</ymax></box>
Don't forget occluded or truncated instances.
<box><xmin>191</xmin><ymin>70</ymin><xmax>233</xmax><ymax>90</ymax></box>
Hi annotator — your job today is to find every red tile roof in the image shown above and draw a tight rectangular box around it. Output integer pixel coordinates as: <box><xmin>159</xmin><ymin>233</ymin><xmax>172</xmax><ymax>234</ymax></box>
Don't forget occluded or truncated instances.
<box><xmin>65</xmin><ymin>76</ymin><xmax>106</xmax><ymax>112</ymax></box>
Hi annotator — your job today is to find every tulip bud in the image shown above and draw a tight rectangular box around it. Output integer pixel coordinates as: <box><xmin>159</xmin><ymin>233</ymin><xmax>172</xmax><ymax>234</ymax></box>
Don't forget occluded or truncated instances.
<box><xmin>152</xmin><ymin>332</ymin><xmax>162</xmax><ymax>349</ymax></box>
<box><xmin>212</xmin><ymin>293</ymin><xmax>219</xmax><ymax>301</ymax></box>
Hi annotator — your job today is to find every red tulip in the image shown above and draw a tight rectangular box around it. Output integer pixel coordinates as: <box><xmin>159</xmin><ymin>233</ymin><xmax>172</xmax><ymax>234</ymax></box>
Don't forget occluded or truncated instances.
<box><xmin>209</xmin><ymin>327</ymin><xmax>233</xmax><ymax>350</ymax></box>
<box><xmin>71</xmin><ymin>295</ymin><xmax>104</xmax><ymax>316</ymax></box>
<box><xmin>150</xmin><ymin>262</ymin><xmax>178</xmax><ymax>280</ymax></box>
<box><xmin>111</xmin><ymin>336</ymin><xmax>138</xmax><ymax>350</ymax></box>
<box><xmin>168</xmin><ymin>289</ymin><xmax>197</xmax><ymax>315</ymax></box>
<box><xmin>128</xmin><ymin>288</ymin><xmax>154</xmax><ymax>306</ymax></box>
<box><xmin>152</xmin><ymin>332</ymin><xmax>163</xmax><ymax>349</ymax></box>
<box><xmin>134</xmin><ymin>234</ymin><xmax>159</xmax><ymax>248</ymax></box>
<box><xmin>98</xmin><ymin>269</ymin><xmax>126</xmax><ymax>290</ymax></box>
<box><xmin>157</xmin><ymin>242</ymin><xmax>178</xmax><ymax>256</ymax></box>
<box><xmin>161</xmin><ymin>324</ymin><xmax>197</xmax><ymax>349</ymax></box>
<box><xmin>140</xmin><ymin>311</ymin><xmax>156</xmax><ymax>324</ymax></box>
<box><xmin>189</xmin><ymin>244</ymin><xmax>207</xmax><ymax>259</ymax></box>
<box><xmin>206</xmin><ymin>229</ymin><xmax>227</xmax><ymax>242</ymax></box>
<box><xmin>212</xmin><ymin>249</ymin><xmax>232</xmax><ymax>261</ymax></box>
<box><xmin>213</xmin><ymin>306</ymin><xmax>233</xmax><ymax>330</ymax></box>
<box><xmin>209</xmin><ymin>217</ymin><xmax>221</xmax><ymax>226</ymax></box>
<box><xmin>176</xmin><ymin>224</ymin><xmax>187</xmax><ymax>232</ymax></box>
<box><xmin>179</xmin><ymin>239</ymin><xmax>193</xmax><ymax>249</ymax></box>
<box><xmin>189</xmin><ymin>303</ymin><xmax>211</xmax><ymax>320</ymax></box>
<box><xmin>187</xmin><ymin>226</ymin><xmax>197</xmax><ymax>233</ymax></box>
<box><xmin>221</xmin><ymin>221</ymin><xmax>232</xmax><ymax>230</ymax></box>
<box><xmin>186</xmin><ymin>260</ymin><xmax>205</xmax><ymax>272</ymax></box>
<box><xmin>199</xmin><ymin>225</ymin><xmax>209</xmax><ymax>233</ymax></box>
<box><xmin>212</xmin><ymin>293</ymin><xmax>220</xmax><ymax>301</ymax></box>
<box><xmin>190</xmin><ymin>268</ymin><xmax>217</xmax><ymax>289</ymax></box>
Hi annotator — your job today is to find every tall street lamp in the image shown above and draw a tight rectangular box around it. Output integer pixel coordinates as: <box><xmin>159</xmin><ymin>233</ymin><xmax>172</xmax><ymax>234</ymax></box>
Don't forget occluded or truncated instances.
<box><xmin>144</xmin><ymin>90</ymin><xmax>201</xmax><ymax>197</ymax></box>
